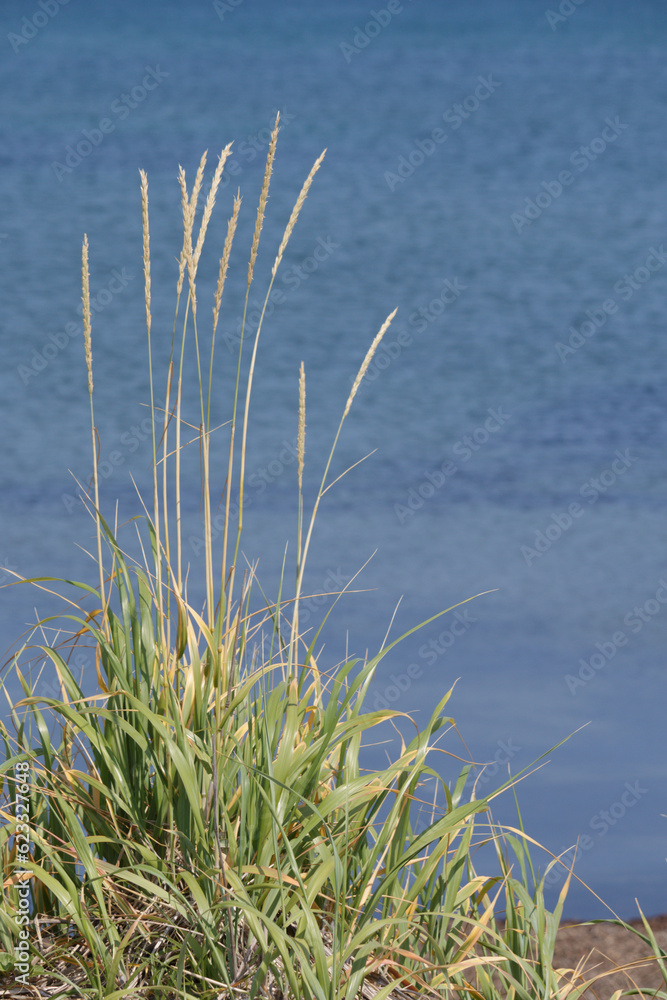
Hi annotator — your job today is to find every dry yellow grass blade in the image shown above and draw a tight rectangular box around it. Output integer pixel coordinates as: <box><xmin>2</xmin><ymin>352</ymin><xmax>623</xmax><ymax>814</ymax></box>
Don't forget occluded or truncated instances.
<box><xmin>3</xmin><ymin>872</ymin><xmax>34</xmax><ymax>888</ymax></box>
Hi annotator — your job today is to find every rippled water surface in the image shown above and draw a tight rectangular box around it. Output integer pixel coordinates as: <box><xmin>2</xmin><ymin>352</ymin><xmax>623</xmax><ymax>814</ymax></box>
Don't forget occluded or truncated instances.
<box><xmin>1</xmin><ymin>0</ymin><xmax>666</xmax><ymax>917</ymax></box>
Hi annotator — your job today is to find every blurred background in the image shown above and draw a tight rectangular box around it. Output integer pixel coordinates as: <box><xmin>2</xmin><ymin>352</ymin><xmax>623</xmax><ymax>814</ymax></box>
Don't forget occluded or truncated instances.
<box><xmin>1</xmin><ymin>0</ymin><xmax>666</xmax><ymax>918</ymax></box>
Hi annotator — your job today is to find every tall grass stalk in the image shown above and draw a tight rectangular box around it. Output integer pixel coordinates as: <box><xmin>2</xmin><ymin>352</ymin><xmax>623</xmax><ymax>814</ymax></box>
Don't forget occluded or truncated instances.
<box><xmin>2</xmin><ymin>130</ymin><xmax>654</xmax><ymax>1000</ymax></box>
<box><xmin>81</xmin><ymin>235</ymin><xmax>105</xmax><ymax>624</ymax></box>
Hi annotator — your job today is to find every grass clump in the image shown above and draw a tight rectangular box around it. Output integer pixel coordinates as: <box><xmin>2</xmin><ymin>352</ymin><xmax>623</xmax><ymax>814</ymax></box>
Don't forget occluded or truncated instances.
<box><xmin>0</xmin><ymin>116</ymin><xmax>644</xmax><ymax>999</ymax></box>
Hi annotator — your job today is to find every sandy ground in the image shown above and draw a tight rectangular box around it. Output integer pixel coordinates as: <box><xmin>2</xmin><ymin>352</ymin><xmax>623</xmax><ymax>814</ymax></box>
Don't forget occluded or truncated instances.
<box><xmin>553</xmin><ymin>914</ymin><xmax>667</xmax><ymax>998</ymax></box>
<box><xmin>0</xmin><ymin>916</ymin><xmax>665</xmax><ymax>998</ymax></box>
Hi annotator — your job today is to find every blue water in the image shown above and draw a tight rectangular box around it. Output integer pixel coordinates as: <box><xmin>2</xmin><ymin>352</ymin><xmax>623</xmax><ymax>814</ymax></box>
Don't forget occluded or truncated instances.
<box><xmin>1</xmin><ymin>0</ymin><xmax>666</xmax><ymax>919</ymax></box>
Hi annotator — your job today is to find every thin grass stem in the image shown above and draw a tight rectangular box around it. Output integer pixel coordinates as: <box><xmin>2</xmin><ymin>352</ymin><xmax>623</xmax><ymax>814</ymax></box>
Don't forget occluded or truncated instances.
<box><xmin>81</xmin><ymin>236</ymin><xmax>106</xmax><ymax>630</ymax></box>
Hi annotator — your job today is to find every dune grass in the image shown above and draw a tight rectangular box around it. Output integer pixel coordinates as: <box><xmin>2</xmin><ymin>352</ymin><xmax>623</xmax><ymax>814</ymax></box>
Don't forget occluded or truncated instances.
<box><xmin>0</xmin><ymin>116</ymin><xmax>660</xmax><ymax>999</ymax></box>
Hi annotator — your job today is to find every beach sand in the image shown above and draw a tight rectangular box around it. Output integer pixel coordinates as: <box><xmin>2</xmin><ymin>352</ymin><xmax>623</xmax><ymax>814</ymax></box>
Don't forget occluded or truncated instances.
<box><xmin>553</xmin><ymin>914</ymin><xmax>667</xmax><ymax>999</ymax></box>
